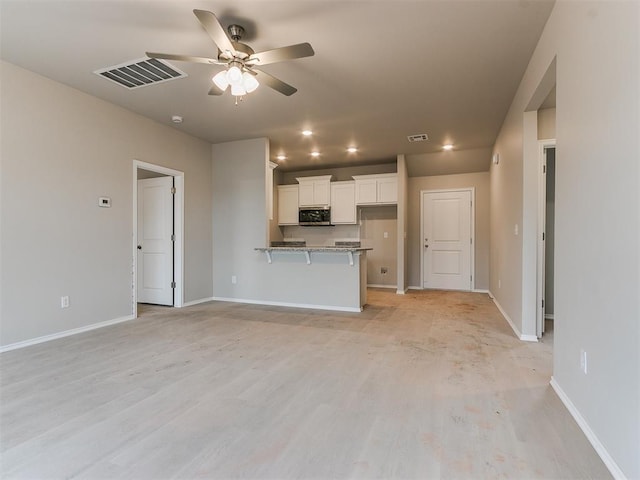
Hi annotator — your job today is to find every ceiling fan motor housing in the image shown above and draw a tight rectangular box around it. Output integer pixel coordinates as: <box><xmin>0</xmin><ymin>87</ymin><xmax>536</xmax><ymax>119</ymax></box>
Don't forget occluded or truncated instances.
<box><xmin>227</xmin><ymin>24</ymin><xmax>245</xmax><ymax>42</ymax></box>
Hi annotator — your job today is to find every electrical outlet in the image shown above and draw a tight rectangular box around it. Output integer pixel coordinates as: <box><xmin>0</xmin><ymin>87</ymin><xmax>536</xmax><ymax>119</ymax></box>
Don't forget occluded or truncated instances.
<box><xmin>381</xmin><ymin>267</ymin><xmax>388</xmax><ymax>274</ymax></box>
<box><xmin>231</xmin><ymin>275</ymin><xmax>237</xmax><ymax>284</ymax></box>
<box><xmin>514</xmin><ymin>224</ymin><xmax>519</xmax><ymax>236</ymax></box>
<box><xmin>383</xmin><ymin>232</ymin><xmax>388</xmax><ymax>239</ymax></box>
<box><xmin>580</xmin><ymin>349</ymin><xmax>588</xmax><ymax>374</ymax></box>
<box><xmin>61</xmin><ymin>296</ymin><xmax>70</xmax><ymax>308</ymax></box>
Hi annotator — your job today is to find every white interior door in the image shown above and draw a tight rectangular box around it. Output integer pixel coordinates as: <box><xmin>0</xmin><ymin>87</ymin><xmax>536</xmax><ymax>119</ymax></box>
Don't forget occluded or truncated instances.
<box><xmin>137</xmin><ymin>176</ymin><xmax>174</xmax><ymax>305</ymax></box>
<box><xmin>422</xmin><ymin>190</ymin><xmax>472</xmax><ymax>291</ymax></box>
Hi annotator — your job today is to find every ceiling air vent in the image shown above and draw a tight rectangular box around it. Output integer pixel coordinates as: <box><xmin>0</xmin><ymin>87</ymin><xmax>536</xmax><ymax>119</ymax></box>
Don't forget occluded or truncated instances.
<box><xmin>94</xmin><ymin>58</ymin><xmax>187</xmax><ymax>89</ymax></box>
<box><xmin>407</xmin><ymin>133</ymin><xmax>429</xmax><ymax>142</ymax></box>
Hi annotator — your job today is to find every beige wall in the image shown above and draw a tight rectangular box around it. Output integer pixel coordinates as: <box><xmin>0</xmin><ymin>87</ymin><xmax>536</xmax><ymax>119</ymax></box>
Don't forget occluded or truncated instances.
<box><xmin>490</xmin><ymin>2</ymin><xmax>639</xmax><ymax>477</ymax></box>
<box><xmin>360</xmin><ymin>206</ymin><xmax>398</xmax><ymax>287</ymax></box>
<box><xmin>538</xmin><ymin>107</ymin><xmax>556</xmax><ymax>139</ymax></box>
<box><xmin>407</xmin><ymin>172</ymin><xmax>490</xmax><ymax>290</ymax></box>
<box><xmin>212</xmin><ymin>138</ymin><xmax>366</xmax><ymax>310</ymax></box>
<box><xmin>0</xmin><ymin>61</ymin><xmax>213</xmax><ymax>347</ymax></box>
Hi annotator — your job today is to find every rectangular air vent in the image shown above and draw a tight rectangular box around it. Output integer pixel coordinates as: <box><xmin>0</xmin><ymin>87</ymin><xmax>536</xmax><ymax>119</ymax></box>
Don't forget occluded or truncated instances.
<box><xmin>94</xmin><ymin>58</ymin><xmax>187</xmax><ymax>89</ymax></box>
<box><xmin>407</xmin><ymin>133</ymin><xmax>429</xmax><ymax>142</ymax></box>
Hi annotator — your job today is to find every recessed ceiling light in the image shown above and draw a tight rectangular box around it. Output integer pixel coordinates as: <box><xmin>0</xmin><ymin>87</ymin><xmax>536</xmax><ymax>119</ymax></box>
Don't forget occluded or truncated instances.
<box><xmin>302</xmin><ymin>130</ymin><xmax>313</xmax><ymax>136</ymax></box>
<box><xmin>347</xmin><ymin>147</ymin><xmax>358</xmax><ymax>153</ymax></box>
<box><xmin>171</xmin><ymin>115</ymin><xmax>183</xmax><ymax>124</ymax></box>
<box><xmin>443</xmin><ymin>144</ymin><xmax>454</xmax><ymax>151</ymax></box>
<box><xmin>310</xmin><ymin>151</ymin><xmax>320</xmax><ymax>157</ymax></box>
<box><xmin>276</xmin><ymin>154</ymin><xmax>286</xmax><ymax>161</ymax></box>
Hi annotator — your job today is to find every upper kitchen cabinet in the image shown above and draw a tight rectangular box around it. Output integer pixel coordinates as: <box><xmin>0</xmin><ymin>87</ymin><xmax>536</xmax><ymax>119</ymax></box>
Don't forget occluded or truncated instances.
<box><xmin>296</xmin><ymin>175</ymin><xmax>332</xmax><ymax>206</ymax></box>
<box><xmin>277</xmin><ymin>185</ymin><xmax>299</xmax><ymax>225</ymax></box>
<box><xmin>330</xmin><ymin>181</ymin><xmax>357</xmax><ymax>224</ymax></box>
<box><xmin>352</xmin><ymin>173</ymin><xmax>398</xmax><ymax>205</ymax></box>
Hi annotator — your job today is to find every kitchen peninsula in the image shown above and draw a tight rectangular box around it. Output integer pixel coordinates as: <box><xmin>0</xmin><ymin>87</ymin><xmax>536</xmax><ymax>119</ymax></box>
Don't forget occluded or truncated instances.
<box><xmin>254</xmin><ymin>244</ymin><xmax>371</xmax><ymax>312</ymax></box>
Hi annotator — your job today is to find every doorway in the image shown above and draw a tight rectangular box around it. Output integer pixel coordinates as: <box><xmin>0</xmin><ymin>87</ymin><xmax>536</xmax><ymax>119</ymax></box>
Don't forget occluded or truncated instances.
<box><xmin>133</xmin><ymin>161</ymin><xmax>184</xmax><ymax>312</ymax></box>
<box><xmin>421</xmin><ymin>188</ymin><xmax>474</xmax><ymax>291</ymax></box>
<box><xmin>537</xmin><ymin>141</ymin><xmax>556</xmax><ymax>337</ymax></box>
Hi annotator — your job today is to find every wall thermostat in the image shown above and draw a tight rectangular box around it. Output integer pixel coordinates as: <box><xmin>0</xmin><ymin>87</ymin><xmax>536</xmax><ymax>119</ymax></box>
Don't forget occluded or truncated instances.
<box><xmin>98</xmin><ymin>197</ymin><xmax>111</xmax><ymax>208</ymax></box>
<box><xmin>492</xmin><ymin>153</ymin><xmax>500</xmax><ymax>165</ymax></box>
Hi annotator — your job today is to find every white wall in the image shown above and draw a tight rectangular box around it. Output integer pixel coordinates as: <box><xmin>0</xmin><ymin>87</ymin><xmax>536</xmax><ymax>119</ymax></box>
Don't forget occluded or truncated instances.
<box><xmin>0</xmin><ymin>61</ymin><xmax>213</xmax><ymax>348</ymax></box>
<box><xmin>490</xmin><ymin>2</ymin><xmax>639</xmax><ymax>477</ymax></box>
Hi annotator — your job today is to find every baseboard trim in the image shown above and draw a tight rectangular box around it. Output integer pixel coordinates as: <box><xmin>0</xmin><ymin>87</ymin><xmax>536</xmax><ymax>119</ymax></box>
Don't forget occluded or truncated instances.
<box><xmin>367</xmin><ymin>284</ymin><xmax>397</xmax><ymax>289</ymax></box>
<box><xmin>488</xmin><ymin>291</ymin><xmax>538</xmax><ymax>342</ymax></box>
<box><xmin>545</xmin><ymin>313</ymin><xmax>555</xmax><ymax>320</ymax></box>
<box><xmin>550</xmin><ymin>377</ymin><xmax>626</xmax><ymax>480</ymax></box>
<box><xmin>396</xmin><ymin>288</ymin><xmax>408</xmax><ymax>295</ymax></box>
<box><xmin>408</xmin><ymin>285</ymin><xmax>422</xmax><ymax>290</ymax></box>
<box><xmin>0</xmin><ymin>314</ymin><xmax>136</xmax><ymax>353</ymax></box>
<box><xmin>182</xmin><ymin>297</ymin><xmax>215</xmax><ymax>307</ymax></box>
<box><xmin>211</xmin><ymin>297</ymin><xmax>362</xmax><ymax>313</ymax></box>
<box><xmin>473</xmin><ymin>289</ymin><xmax>490</xmax><ymax>294</ymax></box>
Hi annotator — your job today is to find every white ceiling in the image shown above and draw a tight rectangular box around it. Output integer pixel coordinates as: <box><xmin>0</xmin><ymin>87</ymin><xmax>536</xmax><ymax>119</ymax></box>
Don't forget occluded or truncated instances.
<box><xmin>0</xmin><ymin>0</ymin><xmax>554</xmax><ymax>172</ymax></box>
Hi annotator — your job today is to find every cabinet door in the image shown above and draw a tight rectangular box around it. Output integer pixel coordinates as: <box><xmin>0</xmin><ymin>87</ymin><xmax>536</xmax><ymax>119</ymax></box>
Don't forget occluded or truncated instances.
<box><xmin>377</xmin><ymin>176</ymin><xmax>398</xmax><ymax>204</ymax></box>
<box><xmin>331</xmin><ymin>182</ymin><xmax>356</xmax><ymax>224</ymax></box>
<box><xmin>313</xmin><ymin>181</ymin><xmax>331</xmax><ymax>206</ymax></box>
<box><xmin>355</xmin><ymin>179</ymin><xmax>378</xmax><ymax>204</ymax></box>
<box><xmin>298</xmin><ymin>182</ymin><xmax>315</xmax><ymax>206</ymax></box>
<box><xmin>277</xmin><ymin>186</ymin><xmax>299</xmax><ymax>225</ymax></box>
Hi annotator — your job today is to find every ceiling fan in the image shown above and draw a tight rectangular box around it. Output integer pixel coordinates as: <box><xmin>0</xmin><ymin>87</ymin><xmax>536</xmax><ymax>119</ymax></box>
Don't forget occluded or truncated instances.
<box><xmin>146</xmin><ymin>9</ymin><xmax>314</xmax><ymax>98</ymax></box>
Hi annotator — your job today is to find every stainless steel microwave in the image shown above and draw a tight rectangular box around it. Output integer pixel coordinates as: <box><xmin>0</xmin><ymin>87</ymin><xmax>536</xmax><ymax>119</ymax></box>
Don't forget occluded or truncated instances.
<box><xmin>299</xmin><ymin>206</ymin><xmax>332</xmax><ymax>226</ymax></box>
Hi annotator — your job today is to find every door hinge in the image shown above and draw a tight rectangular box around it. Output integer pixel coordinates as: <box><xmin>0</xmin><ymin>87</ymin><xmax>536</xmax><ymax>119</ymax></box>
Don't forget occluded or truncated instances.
<box><xmin>542</xmin><ymin>232</ymin><xmax>545</xmax><ymax>241</ymax></box>
<box><xmin>170</xmin><ymin>186</ymin><xmax>176</xmax><ymax>195</ymax></box>
<box><xmin>171</xmin><ymin>234</ymin><xmax>176</xmax><ymax>242</ymax></box>
<box><xmin>543</xmin><ymin>165</ymin><xmax>546</xmax><ymax>174</ymax></box>
<box><xmin>470</xmin><ymin>238</ymin><xmax>473</xmax><ymax>244</ymax></box>
<box><xmin>542</xmin><ymin>299</ymin><xmax>545</xmax><ymax>308</ymax></box>
<box><xmin>171</xmin><ymin>281</ymin><xmax>176</xmax><ymax>289</ymax></box>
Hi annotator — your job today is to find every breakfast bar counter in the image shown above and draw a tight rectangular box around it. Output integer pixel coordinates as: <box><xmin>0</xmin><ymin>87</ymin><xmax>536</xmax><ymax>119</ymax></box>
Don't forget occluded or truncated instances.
<box><xmin>255</xmin><ymin>246</ymin><xmax>371</xmax><ymax>266</ymax></box>
<box><xmin>252</xmin><ymin>245</ymin><xmax>371</xmax><ymax>311</ymax></box>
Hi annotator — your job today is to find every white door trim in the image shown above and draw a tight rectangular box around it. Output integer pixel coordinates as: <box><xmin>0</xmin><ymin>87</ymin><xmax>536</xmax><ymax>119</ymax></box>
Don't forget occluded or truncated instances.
<box><xmin>132</xmin><ymin>160</ymin><xmax>184</xmax><ymax>314</ymax></box>
<box><xmin>537</xmin><ymin>140</ymin><xmax>556</xmax><ymax>337</ymax></box>
<box><xmin>420</xmin><ymin>188</ymin><xmax>475</xmax><ymax>291</ymax></box>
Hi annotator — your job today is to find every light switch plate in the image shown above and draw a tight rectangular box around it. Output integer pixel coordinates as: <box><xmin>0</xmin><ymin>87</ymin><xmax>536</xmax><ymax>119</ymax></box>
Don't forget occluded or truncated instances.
<box><xmin>98</xmin><ymin>197</ymin><xmax>111</xmax><ymax>208</ymax></box>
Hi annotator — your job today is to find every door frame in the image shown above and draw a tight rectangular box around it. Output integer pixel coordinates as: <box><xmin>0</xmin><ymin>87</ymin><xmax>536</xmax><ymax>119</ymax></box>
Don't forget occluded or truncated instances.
<box><xmin>420</xmin><ymin>187</ymin><xmax>475</xmax><ymax>291</ymax></box>
<box><xmin>536</xmin><ymin>139</ymin><xmax>556</xmax><ymax>337</ymax></box>
<box><xmin>132</xmin><ymin>160</ymin><xmax>184</xmax><ymax>313</ymax></box>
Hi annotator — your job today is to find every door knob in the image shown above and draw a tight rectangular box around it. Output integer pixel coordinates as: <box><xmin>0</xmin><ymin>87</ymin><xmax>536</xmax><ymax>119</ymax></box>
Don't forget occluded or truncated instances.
<box><xmin>137</xmin><ymin>245</ymin><xmax>142</xmax><ymax>250</ymax></box>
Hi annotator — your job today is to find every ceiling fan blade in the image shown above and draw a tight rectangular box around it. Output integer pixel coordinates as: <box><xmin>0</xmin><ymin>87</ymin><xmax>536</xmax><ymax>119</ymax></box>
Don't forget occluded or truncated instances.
<box><xmin>193</xmin><ymin>9</ymin><xmax>235</xmax><ymax>57</ymax></box>
<box><xmin>247</xmin><ymin>43</ymin><xmax>314</xmax><ymax>66</ymax></box>
<box><xmin>253</xmin><ymin>69</ymin><xmax>297</xmax><ymax>96</ymax></box>
<box><xmin>146</xmin><ymin>52</ymin><xmax>225</xmax><ymax>65</ymax></box>
<box><xmin>208</xmin><ymin>84</ymin><xmax>224</xmax><ymax>96</ymax></box>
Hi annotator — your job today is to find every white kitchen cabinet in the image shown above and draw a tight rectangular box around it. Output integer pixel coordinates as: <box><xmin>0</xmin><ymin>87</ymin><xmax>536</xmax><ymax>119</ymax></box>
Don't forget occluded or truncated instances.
<box><xmin>377</xmin><ymin>174</ymin><xmax>398</xmax><ymax>204</ymax></box>
<box><xmin>277</xmin><ymin>185</ymin><xmax>299</xmax><ymax>225</ymax></box>
<box><xmin>353</xmin><ymin>173</ymin><xmax>398</xmax><ymax>205</ymax></box>
<box><xmin>330</xmin><ymin>181</ymin><xmax>357</xmax><ymax>224</ymax></box>
<box><xmin>296</xmin><ymin>175</ymin><xmax>332</xmax><ymax>206</ymax></box>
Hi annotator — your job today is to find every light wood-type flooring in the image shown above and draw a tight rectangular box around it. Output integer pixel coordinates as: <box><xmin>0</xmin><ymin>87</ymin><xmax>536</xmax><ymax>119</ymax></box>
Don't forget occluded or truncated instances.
<box><xmin>0</xmin><ymin>289</ymin><xmax>611</xmax><ymax>479</ymax></box>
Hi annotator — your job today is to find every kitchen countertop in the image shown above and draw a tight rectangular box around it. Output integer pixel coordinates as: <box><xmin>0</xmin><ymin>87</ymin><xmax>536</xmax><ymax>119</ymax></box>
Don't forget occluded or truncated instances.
<box><xmin>255</xmin><ymin>246</ymin><xmax>372</xmax><ymax>252</ymax></box>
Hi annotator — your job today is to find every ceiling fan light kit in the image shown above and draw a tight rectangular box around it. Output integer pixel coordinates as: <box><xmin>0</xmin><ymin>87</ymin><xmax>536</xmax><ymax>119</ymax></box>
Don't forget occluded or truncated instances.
<box><xmin>212</xmin><ymin>65</ymin><xmax>259</xmax><ymax>96</ymax></box>
<box><xmin>146</xmin><ymin>9</ymin><xmax>314</xmax><ymax>102</ymax></box>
